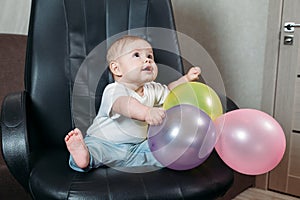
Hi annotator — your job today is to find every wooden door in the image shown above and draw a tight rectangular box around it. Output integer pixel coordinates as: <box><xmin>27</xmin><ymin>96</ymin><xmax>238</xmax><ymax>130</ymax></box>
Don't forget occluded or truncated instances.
<box><xmin>268</xmin><ymin>0</ymin><xmax>300</xmax><ymax>197</ymax></box>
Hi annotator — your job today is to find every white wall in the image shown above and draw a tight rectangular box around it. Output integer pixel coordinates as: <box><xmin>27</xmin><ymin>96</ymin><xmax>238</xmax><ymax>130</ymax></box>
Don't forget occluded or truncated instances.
<box><xmin>0</xmin><ymin>0</ymin><xmax>31</xmax><ymax>35</ymax></box>
<box><xmin>0</xmin><ymin>0</ymin><xmax>270</xmax><ymax>110</ymax></box>
<box><xmin>172</xmin><ymin>0</ymin><xmax>269</xmax><ymax>109</ymax></box>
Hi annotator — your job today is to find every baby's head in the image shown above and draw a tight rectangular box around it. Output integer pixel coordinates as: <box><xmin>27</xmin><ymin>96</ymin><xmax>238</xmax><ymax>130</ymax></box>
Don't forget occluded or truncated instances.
<box><xmin>107</xmin><ymin>35</ymin><xmax>151</xmax><ymax>63</ymax></box>
<box><xmin>107</xmin><ymin>35</ymin><xmax>158</xmax><ymax>85</ymax></box>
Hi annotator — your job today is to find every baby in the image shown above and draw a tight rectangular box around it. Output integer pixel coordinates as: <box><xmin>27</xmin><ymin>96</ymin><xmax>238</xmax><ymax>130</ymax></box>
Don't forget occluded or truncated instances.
<box><xmin>65</xmin><ymin>35</ymin><xmax>201</xmax><ymax>172</ymax></box>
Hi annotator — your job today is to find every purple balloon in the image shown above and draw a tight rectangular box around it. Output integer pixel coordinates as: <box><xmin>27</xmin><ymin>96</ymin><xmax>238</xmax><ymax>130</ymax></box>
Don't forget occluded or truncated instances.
<box><xmin>148</xmin><ymin>104</ymin><xmax>216</xmax><ymax>170</ymax></box>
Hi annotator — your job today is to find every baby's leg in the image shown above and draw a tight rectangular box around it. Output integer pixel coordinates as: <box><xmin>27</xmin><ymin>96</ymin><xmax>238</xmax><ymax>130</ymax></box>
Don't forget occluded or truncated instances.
<box><xmin>65</xmin><ymin>128</ymin><xmax>90</xmax><ymax>169</ymax></box>
<box><xmin>126</xmin><ymin>140</ymin><xmax>163</xmax><ymax>168</ymax></box>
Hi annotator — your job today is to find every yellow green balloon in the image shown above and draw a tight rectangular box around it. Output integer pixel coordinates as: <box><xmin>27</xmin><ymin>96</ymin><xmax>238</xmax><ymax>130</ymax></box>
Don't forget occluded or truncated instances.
<box><xmin>163</xmin><ymin>82</ymin><xmax>223</xmax><ymax>120</ymax></box>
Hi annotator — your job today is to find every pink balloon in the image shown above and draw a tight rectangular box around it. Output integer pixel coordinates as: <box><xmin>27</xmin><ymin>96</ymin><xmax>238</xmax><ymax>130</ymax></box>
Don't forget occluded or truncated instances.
<box><xmin>214</xmin><ymin>109</ymin><xmax>286</xmax><ymax>175</ymax></box>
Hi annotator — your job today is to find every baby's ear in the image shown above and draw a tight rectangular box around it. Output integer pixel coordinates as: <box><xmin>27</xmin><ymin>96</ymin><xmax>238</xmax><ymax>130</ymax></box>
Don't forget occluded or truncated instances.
<box><xmin>109</xmin><ymin>61</ymin><xmax>122</xmax><ymax>77</ymax></box>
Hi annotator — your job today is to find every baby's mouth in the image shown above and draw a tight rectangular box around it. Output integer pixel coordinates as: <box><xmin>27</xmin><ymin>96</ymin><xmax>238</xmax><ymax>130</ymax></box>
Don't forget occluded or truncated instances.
<box><xmin>142</xmin><ymin>66</ymin><xmax>153</xmax><ymax>72</ymax></box>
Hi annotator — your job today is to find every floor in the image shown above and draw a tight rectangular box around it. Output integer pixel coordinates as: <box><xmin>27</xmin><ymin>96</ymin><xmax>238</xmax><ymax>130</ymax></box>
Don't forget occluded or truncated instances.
<box><xmin>233</xmin><ymin>188</ymin><xmax>300</xmax><ymax>200</ymax></box>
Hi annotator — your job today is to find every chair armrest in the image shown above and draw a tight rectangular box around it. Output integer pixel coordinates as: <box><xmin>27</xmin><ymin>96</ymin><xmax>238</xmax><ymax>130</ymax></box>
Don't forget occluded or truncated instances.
<box><xmin>225</xmin><ymin>96</ymin><xmax>239</xmax><ymax>112</ymax></box>
<box><xmin>218</xmin><ymin>94</ymin><xmax>239</xmax><ymax>112</ymax></box>
<box><xmin>1</xmin><ymin>91</ymin><xmax>30</xmax><ymax>190</ymax></box>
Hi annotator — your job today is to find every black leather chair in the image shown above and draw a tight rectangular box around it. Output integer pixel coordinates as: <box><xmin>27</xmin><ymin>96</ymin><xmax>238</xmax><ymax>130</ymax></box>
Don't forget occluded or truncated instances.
<box><xmin>1</xmin><ymin>0</ymin><xmax>236</xmax><ymax>199</ymax></box>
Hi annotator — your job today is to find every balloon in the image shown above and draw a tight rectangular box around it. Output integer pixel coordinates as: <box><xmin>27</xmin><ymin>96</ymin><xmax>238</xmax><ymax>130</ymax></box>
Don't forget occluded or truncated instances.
<box><xmin>148</xmin><ymin>104</ymin><xmax>217</xmax><ymax>170</ymax></box>
<box><xmin>214</xmin><ymin>109</ymin><xmax>286</xmax><ymax>175</ymax></box>
<box><xmin>163</xmin><ymin>82</ymin><xmax>223</xmax><ymax>120</ymax></box>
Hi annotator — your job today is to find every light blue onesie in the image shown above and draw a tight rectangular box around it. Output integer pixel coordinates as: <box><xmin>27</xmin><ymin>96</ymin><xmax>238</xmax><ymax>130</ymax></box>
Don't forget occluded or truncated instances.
<box><xmin>69</xmin><ymin>81</ymin><xmax>169</xmax><ymax>172</ymax></box>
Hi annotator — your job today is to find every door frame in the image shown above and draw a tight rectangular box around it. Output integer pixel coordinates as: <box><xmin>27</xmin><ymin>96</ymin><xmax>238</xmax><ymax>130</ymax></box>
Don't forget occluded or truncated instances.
<box><xmin>257</xmin><ymin>0</ymin><xmax>283</xmax><ymax>188</ymax></box>
<box><xmin>257</xmin><ymin>0</ymin><xmax>283</xmax><ymax>189</ymax></box>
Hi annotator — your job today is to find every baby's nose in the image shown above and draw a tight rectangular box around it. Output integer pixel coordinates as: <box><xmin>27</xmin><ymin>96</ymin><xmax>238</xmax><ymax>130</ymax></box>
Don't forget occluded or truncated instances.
<box><xmin>144</xmin><ymin>58</ymin><xmax>151</xmax><ymax>63</ymax></box>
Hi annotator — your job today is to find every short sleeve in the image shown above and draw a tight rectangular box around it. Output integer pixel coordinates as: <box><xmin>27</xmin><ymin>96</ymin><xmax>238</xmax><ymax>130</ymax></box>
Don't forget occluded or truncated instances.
<box><xmin>98</xmin><ymin>83</ymin><xmax>130</xmax><ymax>119</ymax></box>
<box><xmin>144</xmin><ymin>82</ymin><xmax>170</xmax><ymax>106</ymax></box>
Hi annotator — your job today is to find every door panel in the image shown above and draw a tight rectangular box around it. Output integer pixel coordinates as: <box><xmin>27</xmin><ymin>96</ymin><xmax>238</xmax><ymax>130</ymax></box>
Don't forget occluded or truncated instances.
<box><xmin>268</xmin><ymin>0</ymin><xmax>300</xmax><ymax>197</ymax></box>
<box><xmin>292</xmin><ymin>79</ymin><xmax>300</xmax><ymax>131</ymax></box>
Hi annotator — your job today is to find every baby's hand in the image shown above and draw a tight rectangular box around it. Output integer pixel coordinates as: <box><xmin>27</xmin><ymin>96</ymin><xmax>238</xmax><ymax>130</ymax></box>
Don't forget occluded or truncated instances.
<box><xmin>186</xmin><ymin>66</ymin><xmax>201</xmax><ymax>81</ymax></box>
<box><xmin>145</xmin><ymin>107</ymin><xmax>166</xmax><ymax>125</ymax></box>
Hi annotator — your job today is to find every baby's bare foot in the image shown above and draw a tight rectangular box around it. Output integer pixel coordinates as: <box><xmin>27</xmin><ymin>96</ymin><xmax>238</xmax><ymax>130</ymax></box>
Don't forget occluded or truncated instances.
<box><xmin>65</xmin><ymin>128</ymin><xmax>90</xmax><ymax>169</ymax></box>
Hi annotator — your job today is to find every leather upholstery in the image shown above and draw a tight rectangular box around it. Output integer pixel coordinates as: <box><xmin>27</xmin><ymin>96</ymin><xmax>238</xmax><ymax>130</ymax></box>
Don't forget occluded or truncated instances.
<box><xmin>1</xmin><ymin>0</ymin><xmax>235</xmax><ymax>199</ymax></box>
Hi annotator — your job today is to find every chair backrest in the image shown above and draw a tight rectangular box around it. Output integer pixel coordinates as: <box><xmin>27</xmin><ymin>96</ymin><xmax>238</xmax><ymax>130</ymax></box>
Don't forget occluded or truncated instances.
<box><xmin>26</xmin><ymin>0</ymin><xmax>184</xmax><ymax>149</ymax></box>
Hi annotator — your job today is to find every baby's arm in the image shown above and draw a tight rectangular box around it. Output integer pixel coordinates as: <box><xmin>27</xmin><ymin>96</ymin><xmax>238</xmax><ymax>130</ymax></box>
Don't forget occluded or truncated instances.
<box><xmin>112</xmin><ymin>96</ymin><xmax>165</xmax><ymax>125</ymax></box>
<box><xmin>168</xmin><ymin>66</ymin><xmax>201</xmax><ymax>90</ymax></box>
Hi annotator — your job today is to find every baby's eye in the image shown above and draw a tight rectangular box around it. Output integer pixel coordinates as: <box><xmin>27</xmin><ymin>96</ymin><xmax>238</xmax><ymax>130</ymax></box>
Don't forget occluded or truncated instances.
<box><xmin>133</xmin><ymin>52</ymin><xmax>140</xmax><ymax>57</ymax></box>
<box><xmin>147</xmin><ymin>54</ymin><xmax>153</xmax><ymax>59</ymax></box>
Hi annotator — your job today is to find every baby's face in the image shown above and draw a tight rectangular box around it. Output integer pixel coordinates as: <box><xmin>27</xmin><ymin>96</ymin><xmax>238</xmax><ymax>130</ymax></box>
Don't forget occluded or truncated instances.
<box><xmin>116</xmin><ymin>39</ymin><xmax>158</xmax><ymax>86</ymax></box>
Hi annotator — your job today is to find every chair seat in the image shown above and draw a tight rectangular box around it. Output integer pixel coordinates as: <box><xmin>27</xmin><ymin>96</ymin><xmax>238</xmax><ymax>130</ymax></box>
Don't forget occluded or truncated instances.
<box><xmin>29</xmin><ymin>150</ymin><xmax>233</xmax><ymax>199</ymax></box>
